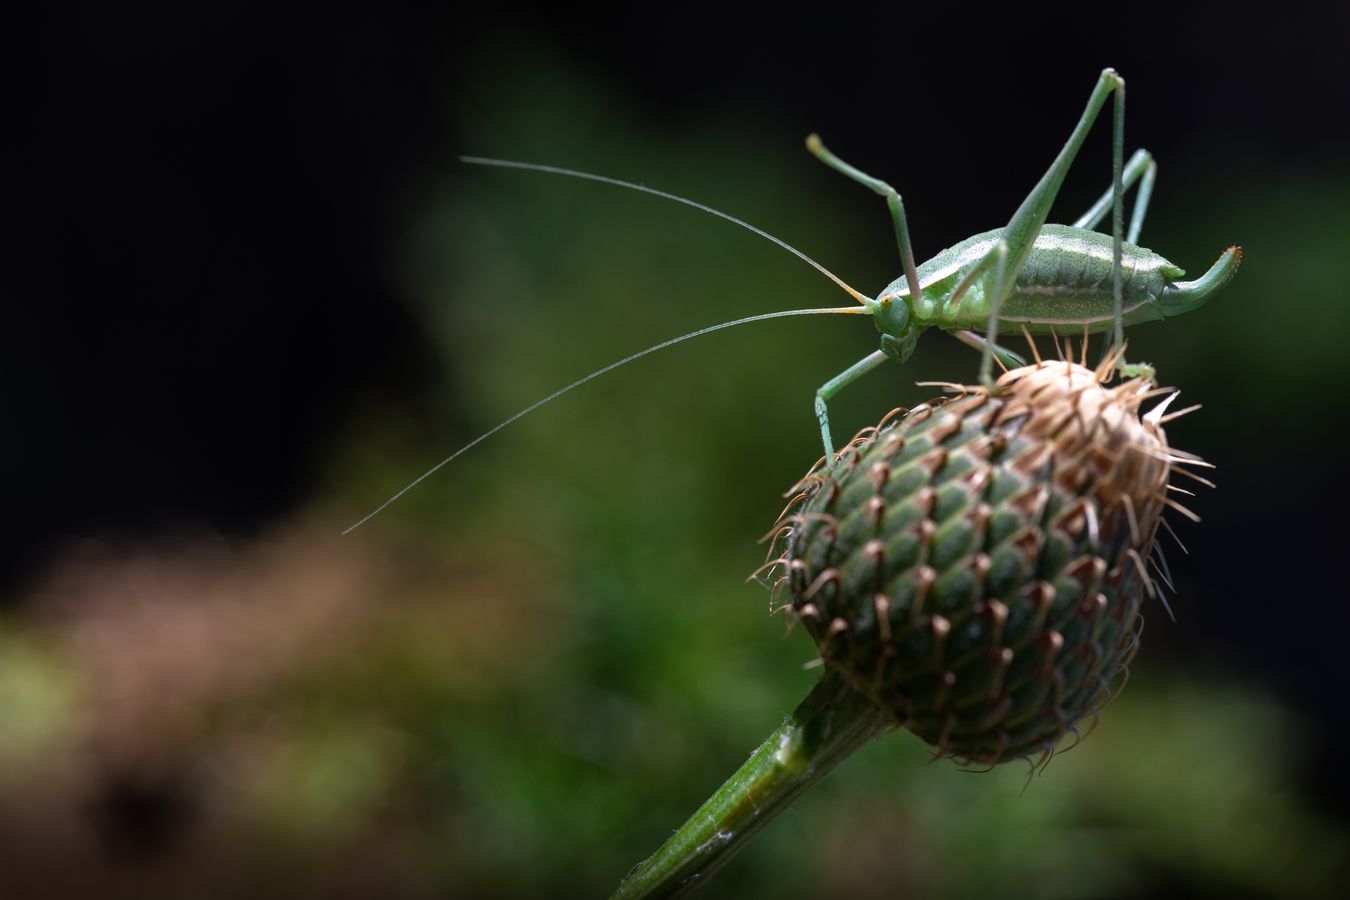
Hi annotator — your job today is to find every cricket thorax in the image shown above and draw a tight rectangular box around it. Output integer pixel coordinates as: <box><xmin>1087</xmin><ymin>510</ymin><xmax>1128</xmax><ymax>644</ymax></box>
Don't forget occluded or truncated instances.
<box><xmin>881</xmin><ymin>224</ymin><xmax>1184</xmax><ymax>334</ymax></box>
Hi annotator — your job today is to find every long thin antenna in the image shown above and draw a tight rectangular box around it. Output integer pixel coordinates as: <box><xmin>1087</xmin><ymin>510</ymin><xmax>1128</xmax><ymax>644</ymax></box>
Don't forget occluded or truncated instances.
<box><xmin>344</xmin><ymin>306</ymin><xmax>870</xmax><ymax>533</ymax></box>
<box><xmin>459</xmin><ymin>155</ymin><xmax>870</xmax><ymax>304</ymax></box>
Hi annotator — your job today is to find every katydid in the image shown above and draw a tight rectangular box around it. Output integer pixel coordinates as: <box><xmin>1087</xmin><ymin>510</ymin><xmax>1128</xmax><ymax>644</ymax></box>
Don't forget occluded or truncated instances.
<box><xmin>345</xmin><ymin>68</ymin><xmax>1240</xmax><ymax>534</ymax></box>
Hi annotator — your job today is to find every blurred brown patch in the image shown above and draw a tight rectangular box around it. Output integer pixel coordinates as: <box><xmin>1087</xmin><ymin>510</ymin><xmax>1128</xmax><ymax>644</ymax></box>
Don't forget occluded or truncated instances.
<box><xmin>0</xmin><ymin>517</ymin><xmax>559</xmax><ymax>899</ymax></box>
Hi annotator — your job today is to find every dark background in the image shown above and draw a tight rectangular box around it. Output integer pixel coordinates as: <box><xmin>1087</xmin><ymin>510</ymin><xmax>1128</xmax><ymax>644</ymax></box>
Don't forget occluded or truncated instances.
<box><xmin>6</xmin><ymin>4</ymin><xmax>1350</xmax><ymax>898</ymax></box>
<box><xmin>14</xmin><ymin>7</ymin><xmax>1350</xmax><ymax>573</ymax></box>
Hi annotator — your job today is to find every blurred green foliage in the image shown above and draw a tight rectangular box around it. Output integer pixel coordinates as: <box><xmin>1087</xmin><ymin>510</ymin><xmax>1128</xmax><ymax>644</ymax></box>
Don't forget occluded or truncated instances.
<box><xmin>4</xmin><ymin>57</ymin><xmax>1348</xmax><ymax>899</ymax></box>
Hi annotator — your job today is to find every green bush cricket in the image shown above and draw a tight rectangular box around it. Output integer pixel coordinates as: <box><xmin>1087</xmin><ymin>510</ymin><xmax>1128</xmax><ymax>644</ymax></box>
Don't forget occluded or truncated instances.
<box><xmin>346</xmin><ymin>67</ymin><xmax>1240</xmax><ymax>533</ymax></box>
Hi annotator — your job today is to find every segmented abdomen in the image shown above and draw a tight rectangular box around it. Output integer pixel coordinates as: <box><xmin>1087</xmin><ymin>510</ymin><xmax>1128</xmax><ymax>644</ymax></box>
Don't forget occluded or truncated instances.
<box><xmin>999</xmin><ymin>237</ymin><xmax>1169</xmax><ymax>331</ymax></box>
<box><xmin>896</xmin><ymin>225</ymin><xmax>1180</xmax><ymax>334</ymax></box>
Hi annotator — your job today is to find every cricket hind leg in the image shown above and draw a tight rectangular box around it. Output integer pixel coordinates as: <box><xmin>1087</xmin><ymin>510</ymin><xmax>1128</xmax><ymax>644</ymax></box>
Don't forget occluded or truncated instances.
<box><xmin>814</xmin><ymin>350</ymin><xmax>889</xmax><ymax>463</ymax></box>
<box><xmin>1108</xmin><ymin>78</ymin><xmax>1127</xmax><ymax>367</ymax></box>
<box><xmin>1126</xmin><ymin>158</ymin><xmax>1156</xmax><ymax>244</ymax></box>
<box><xmin>1073</xmin><ymin>147</ymin><xmax>1157</xmax><ymax>243</ymax></box>
<box><xmin>1077</xmin><ymin>128</ymin><xmax>1163</xmax><ymax>376</ymax></box>
<box><xmin>979</xmin><ymin>69</ymin><xmax>1126</xmax><ymax>386</ymax></box>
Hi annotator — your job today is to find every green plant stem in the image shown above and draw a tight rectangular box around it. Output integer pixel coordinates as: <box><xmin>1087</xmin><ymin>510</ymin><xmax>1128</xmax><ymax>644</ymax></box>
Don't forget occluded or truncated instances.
<box><xmin>611</xmin><ymin>671</ymin><xmax>893</xmax><ymax>899</ymax></box>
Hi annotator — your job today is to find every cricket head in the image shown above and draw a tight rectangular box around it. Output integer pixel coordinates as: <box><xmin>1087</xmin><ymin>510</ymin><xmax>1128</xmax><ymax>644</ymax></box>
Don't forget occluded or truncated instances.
<box><xmin>1157</xmin><ymin>245</ymin><xmax>1243</xmax><ymax>318</ymax></box>
<box><xmin>866</xmin><ymin>292</ymin><xmax>921</xmax><ymax>361</ymax></box>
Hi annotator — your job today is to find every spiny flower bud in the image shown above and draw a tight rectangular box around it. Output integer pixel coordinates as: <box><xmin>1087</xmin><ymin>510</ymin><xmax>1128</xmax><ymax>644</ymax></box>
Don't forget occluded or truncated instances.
<box><xmin>765</xmin><ymin>359</ymin><xmax>1205</xmax><ymax>765</ymax></box>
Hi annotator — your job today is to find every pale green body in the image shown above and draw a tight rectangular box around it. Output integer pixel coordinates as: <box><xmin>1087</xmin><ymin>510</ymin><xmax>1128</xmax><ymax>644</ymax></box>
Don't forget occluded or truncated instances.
<box><xmin>885</xmin><ymin>223</ymin><xmax>1181</xmax><ymax>335</ymax></box>
<box><xmin>808</xmin><ymin>69</ymin><xmax>1241</xmax><ymax>462</ymax></box>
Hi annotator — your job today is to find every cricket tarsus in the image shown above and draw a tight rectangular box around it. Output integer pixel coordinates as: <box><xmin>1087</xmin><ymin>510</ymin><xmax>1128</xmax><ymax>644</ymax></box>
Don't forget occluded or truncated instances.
<box><xmin>343</xmin><ymin>306</ymin><xmax>869</xmax><ymax>534</ymax></box>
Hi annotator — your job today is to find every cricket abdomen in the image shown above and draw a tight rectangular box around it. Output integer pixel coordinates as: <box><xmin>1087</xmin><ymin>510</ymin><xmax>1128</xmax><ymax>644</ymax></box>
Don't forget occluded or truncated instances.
<box><xmin>884</xmin><ymin>224</ymin><xmax>1184</xmax><ymax>335</ymax></box>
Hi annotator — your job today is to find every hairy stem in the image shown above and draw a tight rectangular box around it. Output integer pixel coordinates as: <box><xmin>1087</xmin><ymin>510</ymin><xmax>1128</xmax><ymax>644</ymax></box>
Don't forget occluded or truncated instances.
<box><xmin>611</xmin><ymin>671</ymin><xmax>892</xmax><ymax>899</ymax></box>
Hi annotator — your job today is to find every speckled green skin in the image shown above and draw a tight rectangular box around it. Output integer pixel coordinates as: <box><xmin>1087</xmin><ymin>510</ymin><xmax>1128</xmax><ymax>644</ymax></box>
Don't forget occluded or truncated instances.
<box><xmin>783</xmin><ymin>390</ymin><xmax>1151</xmax><ymax>764</ymax></box>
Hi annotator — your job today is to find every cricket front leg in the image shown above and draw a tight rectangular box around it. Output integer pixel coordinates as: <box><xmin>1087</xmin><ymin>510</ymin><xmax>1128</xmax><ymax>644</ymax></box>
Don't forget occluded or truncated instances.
<box><xmin>814</xmin><ymin>350</ymin><xmax>889</xmax><ymax>464</ymax></box>
<box><xmin>806</xmin><ymin>135</ymin><xmax>927</xmax><ymax>314</ymax></box>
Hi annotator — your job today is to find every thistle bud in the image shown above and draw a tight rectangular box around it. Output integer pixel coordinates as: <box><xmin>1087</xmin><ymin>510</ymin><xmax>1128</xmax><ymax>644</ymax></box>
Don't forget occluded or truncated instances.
<box><xmin>770</xmin><ymin>360</ymin><xmax>1202</xmax><ymax>765</ymax></box>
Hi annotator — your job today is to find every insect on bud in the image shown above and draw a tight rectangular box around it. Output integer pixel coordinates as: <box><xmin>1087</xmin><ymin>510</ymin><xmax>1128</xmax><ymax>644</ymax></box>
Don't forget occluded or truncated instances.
<box><xmin>767</xmin><ymin>359</ymin><xmax>1204</xmax><ymax>765</ymax></box>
